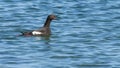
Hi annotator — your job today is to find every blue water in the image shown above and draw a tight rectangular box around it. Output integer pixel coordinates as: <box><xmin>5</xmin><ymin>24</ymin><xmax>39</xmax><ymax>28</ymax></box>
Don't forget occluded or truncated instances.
<box><xmin>0</xmin><ymin>0</ymin><xmax>120</xmax><ymax>68</ymax></box>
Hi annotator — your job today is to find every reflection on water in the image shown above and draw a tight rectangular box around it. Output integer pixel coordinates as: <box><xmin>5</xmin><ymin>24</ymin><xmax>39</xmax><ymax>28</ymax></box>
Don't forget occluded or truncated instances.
<box><xmin>34</xmin><ymin>36</ymin><xmax>51</xmax><ymax>44</ymax></box>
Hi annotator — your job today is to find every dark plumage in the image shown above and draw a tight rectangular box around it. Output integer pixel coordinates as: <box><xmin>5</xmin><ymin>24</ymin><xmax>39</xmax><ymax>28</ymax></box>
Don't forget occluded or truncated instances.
<box><xmin>21</xmin><ymin>14</ymin><xmax>56</xmax><ymax>36</ymax></box>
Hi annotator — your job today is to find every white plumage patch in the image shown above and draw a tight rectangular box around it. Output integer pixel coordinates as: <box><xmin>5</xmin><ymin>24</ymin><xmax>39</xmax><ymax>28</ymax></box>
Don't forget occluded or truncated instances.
<box><xmin>32</xmin><ymin>31</ymin><xmax>42</xmax><ymax>35</ymax></box>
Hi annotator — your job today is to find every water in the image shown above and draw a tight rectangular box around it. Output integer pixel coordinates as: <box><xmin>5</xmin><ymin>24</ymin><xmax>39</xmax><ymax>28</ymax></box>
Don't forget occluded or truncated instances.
<box><xmin>0</xmin><ymin>0</ymin><xmax>120</xmax><ymax>68</ymax></box>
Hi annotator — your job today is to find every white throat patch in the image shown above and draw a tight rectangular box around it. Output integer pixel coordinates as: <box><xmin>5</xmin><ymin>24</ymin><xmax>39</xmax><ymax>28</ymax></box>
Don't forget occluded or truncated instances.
<box><xmin>32</xmin><ymin>31</ymin><xmax>42</xmax><ymax>35</ymax></box>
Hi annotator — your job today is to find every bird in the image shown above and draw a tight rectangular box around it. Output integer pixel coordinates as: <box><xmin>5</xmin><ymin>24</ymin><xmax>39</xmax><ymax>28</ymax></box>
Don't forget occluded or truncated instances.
<box><xmin>20</xmin><ymin>14</ymin><xmax>56</xmax><ymax>36</ymax></box>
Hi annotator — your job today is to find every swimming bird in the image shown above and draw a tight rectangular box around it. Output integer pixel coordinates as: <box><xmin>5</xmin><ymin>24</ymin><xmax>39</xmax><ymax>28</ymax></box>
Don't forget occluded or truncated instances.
<box><xmin>21</xmin><ymin>14</ymin><xmax>56</xmax><ymax>36</ymax></box>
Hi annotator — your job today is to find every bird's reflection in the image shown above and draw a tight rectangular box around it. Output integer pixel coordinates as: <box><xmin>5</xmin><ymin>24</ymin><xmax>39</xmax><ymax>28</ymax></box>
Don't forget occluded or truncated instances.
<box><xmin>34</xmin><ymin>35</ymin><xmax>51</xmax><ymax>44</ymax></box>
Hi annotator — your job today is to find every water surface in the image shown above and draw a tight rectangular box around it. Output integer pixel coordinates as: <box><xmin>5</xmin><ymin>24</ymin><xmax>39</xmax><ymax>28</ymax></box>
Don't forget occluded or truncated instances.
<box><xmin>0</xmin><ymin>0</ymin><xmax>120</xmax><ymax>68</ymax></box>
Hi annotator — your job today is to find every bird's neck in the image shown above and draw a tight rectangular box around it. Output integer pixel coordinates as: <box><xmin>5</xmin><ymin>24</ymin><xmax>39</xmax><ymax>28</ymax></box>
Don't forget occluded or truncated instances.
<box><xmin>43</xmin><ymin>18</ymin><xmax>52</xmax><ymax>27</ymax></box>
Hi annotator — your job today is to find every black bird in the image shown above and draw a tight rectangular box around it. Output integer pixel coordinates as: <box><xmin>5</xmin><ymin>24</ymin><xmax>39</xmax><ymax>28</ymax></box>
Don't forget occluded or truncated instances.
<box><xmin>21</xmin><ymin>14</ymin><xmax>56</xmax><ymax>36</ymax></box>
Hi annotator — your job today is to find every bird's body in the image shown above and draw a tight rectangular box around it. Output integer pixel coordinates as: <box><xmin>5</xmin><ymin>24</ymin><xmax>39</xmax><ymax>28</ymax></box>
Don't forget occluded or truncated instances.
<box><xmin>21</xmin><ymin>14</ymin><xmax>55</xmax><ymax>36</ymax></box>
